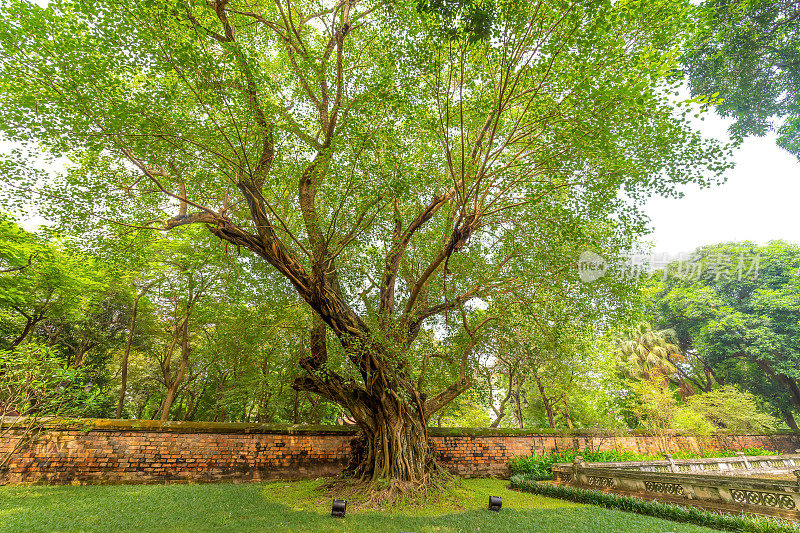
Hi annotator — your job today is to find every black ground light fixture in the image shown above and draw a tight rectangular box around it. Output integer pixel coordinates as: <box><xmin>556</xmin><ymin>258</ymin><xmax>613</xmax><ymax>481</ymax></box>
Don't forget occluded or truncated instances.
<box><xmin>331</xmin><ymin>499</ymin><xmax>347</xmax><ymax>518</ymax></box>
<box><xmin>488</xmin><ymin>495</ymin><xmax>502</xmax><ymax>511</ymax></box>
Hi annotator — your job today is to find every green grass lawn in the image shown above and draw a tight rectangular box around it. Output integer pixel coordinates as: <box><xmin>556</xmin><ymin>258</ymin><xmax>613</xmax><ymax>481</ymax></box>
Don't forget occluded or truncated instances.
<box><xmin>0</xmin><ymin>478</ymin><xmax>721</xmax><ymax>532</ymax></box>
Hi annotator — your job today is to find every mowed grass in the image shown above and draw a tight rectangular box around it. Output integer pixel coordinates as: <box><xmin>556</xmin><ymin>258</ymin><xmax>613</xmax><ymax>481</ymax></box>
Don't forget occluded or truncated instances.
<box><xmin>0</xmin><ymin>478</ymin><xmax>720</xmax><ymax>533</ymax></box>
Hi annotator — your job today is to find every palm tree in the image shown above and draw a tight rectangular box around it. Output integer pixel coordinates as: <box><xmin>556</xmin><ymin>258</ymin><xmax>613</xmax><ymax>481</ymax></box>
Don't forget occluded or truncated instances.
<box><xmin>616</xmin><ymin>323</ymin><xmax>684</xmax><ymax>387</ymax></box>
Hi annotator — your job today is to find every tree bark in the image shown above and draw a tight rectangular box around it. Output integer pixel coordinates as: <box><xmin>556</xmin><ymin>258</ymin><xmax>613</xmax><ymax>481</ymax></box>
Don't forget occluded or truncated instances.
<box><xmin>781</xmin><ymin>408</ymin><xmax>799</xmax><ymax>432</ymax></box>
<box><xmin>537</xmin><ymin>380</ymin><xmax>556</xmax><ymax>429</ymax></box>
<box><xmin>488</xmin><ymin>365</ymin><xmax>513</xmax><ymax>428</ymax></box>
<box><xmin>160</xmin><ymin>315</ymin><xmax>190</xmax><ymax>422</ymax></box>
<box><xmin>11</xmin><ymin>317</ymin><xmax>35</xmax><ymax>347</ymax></box>
<box><xmin>562</xmin><ymin>399</ymin><xmax>575</xmax><ymax>429</ymax></box>
<box><xmin>71</xmin><ymin>339</ymin><xmax>95</xmax><ymax>368</ymax></box>
<box><xmin>294</xmin><ymin>342</ymin><xmax>449</xmax><ymax>481</ymax></box>
<box><xmin>10</xmin><ymin>307</ymin><xmax>43</xmax><ymax>347</ymax></box>
<box><xmin>350</xmin><ymin>398</ymin><xmax>431</xmax><ymax>482</ymax></box>
<box><xmin>756</xmin><ymin>359</ymin><xmax>800</xmax><ymax>412</ymax></box>
<box><xmin>514</xmin><ymin>381</ymin><xmax>525</xmax><ymax>429</ymax></box>
<box><xmin>210</xmin><ymin>162</ymin><xmax>476</xmax><ymax>482</ymax></box>
<box><xmin>117</xmin><ymin>286</ymin><xmax>148</xmax><ymax>419</ymax></box>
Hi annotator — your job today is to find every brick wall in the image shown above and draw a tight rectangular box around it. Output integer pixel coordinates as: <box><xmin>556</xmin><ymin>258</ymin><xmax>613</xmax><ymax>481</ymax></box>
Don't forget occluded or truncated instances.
<box><xmin>0</xmin><ymin>422</ymin><xmax>354</xmax><ymax>484</ymax></box>
<box><xmin>1</xmin><ymin>420</ymin><xmax>799</xmax><ymax>484</ymax></box>
<box><xmin>433</xmin><ymin>432</ymin><xmax>800</xmax><ymax>477</ymax></box>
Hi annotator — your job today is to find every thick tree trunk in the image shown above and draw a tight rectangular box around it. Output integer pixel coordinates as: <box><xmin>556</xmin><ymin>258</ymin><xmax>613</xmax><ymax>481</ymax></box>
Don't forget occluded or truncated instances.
<box><xmin>292</xmin><ymin>295</ymin><xmax>472</xmax><ymax>482</ymax></box>
<box><xmin>785</xmin><ymin>377</ymin><xmax>800</xmax><ymax>412</ymax></box>
<box><xmin>352</xmin><ymin>399</ymin><xmax>432</xmax><ymax>482</ymax></box>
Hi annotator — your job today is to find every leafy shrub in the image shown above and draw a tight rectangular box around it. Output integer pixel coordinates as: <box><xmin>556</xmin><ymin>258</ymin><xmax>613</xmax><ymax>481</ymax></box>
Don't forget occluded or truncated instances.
<box><xmin>509</xmin><ymin>447</ymin><xmax>777</xmax><ymax>480</ymax></box>
<box><xmin>510</xmin><ymin>476</ymin><xmax>800</xmax><ymax>533</ymax></box>
<box><xmin>509</xmin><ymin>449</ymin><xmax>661</xmax><ymax>480</ymax></box>
<box><xmin>0</xmin><ymin>343</ymin><xmax>99</xmax><ymax>418</ymax></box>
<box><xmin>673</xmin><ymin>407</ymin><xmax>716</xmax><ymax>434</ymax></box>
<box><xmin>737</xmin><ymin>447</ymin><xmax>778</xmax><ymax>456</ymax></box>
<box><xmin>680</xmin><ymin>386</ymin><xmax>779</xmax><ymax>433</ymax></box>
<box><xmin>0</xmin><ymin>343</ymin><xmax>102</xmax><ymax>467</ymax></box>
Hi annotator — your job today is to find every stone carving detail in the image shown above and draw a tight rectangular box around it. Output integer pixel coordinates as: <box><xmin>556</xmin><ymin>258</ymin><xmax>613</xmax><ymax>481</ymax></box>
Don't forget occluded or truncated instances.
<box><xmin>730</xmin><ymin>489</ymin><xmax>796</xmax><ymax>510</ymax></box>
<box><xmin>586</xmin><ymin>476</ymin><xmax>614</xmax><ymax>487</ymax></box>
<box><xmin>560</xmin><ymin>473</ymin><xmax>573</xmax><ymax>483</ymax></box>
<box><xmin>644</xmin><ymin>481</ymin><xmax>685</xmax><ymax>496</ymax></box>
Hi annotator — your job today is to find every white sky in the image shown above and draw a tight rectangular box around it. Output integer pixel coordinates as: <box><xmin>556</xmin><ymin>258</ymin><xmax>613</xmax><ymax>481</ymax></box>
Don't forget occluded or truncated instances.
<box><xmin>643</xmin><ymin>112</ymin><xmax>800</xmax><ymax>255</ymax></box>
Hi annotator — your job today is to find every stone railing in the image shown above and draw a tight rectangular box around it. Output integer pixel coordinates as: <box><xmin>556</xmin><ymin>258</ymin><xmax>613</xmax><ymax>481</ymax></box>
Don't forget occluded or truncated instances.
<box><xmin>552</xmin><ymin>455</ymin><xmax>800</xmax><ymax>519</ymax></box>
<box><xmin>555</xmin><ymin>453</ymin><xmax>800</xmax><ymax>476</ymax></box>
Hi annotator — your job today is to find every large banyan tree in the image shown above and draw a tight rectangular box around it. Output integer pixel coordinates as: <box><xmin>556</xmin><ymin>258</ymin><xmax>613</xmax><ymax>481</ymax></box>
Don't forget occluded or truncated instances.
<box><xmin>0</xmin><ymin>0</ymin><xmax>727</xmax><ymax>481</ymax></box>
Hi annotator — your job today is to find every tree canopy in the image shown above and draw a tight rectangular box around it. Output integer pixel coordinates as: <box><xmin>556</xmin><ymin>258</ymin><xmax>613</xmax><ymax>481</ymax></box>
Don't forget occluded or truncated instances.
<box><xmin>683</xmin><ymin>0</ymin><xmax>800</xmax><ymax>157</ymax></box>
<box><xmin>0</xmin><ymin>0</ymin><xmax>730</xmax><ymax>482</ymax></box>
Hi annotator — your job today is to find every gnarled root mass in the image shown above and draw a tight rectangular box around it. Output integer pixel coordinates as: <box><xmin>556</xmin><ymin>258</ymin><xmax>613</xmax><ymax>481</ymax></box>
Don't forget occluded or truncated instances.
<box><xmin>323</xmin><ymin>459</ymin><xmax>456</xmax><ymax>509</ymax></box>
<box><xmin>347</xmin><ymin>408</ymin><xmax>433</xmax><ymax>482</ymax></box>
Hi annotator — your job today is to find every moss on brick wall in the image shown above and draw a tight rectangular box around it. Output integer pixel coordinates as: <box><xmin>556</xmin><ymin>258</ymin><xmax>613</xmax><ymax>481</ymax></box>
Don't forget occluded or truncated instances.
<box><xmin>4</xmin><ymin>419</ymin><xmax>798</xmax><ymax>437</ymax></box>
<box><xmin>6</xmin><ymin>418</ymin><xmax>361</xmax><ymax>435</ymax></box>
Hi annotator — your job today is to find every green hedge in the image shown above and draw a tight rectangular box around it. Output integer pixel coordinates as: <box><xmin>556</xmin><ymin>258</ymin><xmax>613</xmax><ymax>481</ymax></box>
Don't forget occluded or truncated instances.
<box><xmin>509</xmin><ymin>475</ymin><xmax>800</xmax><ymax>533</ymax></box>
<box><xmin>509</xmin><ymin>447</ymin><xmax>778</xmax><ymax>481</ymax></box>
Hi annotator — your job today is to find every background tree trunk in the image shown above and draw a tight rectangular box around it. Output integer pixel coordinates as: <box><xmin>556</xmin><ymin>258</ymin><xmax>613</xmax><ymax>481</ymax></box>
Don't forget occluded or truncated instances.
<box><xmin>782</xmin><ymin>408</ymin><xmax>799</xmax><ymax>431</ymax></box>
<box><xmin>117</xmin><ymin>283</ymin><xmax>152</xmax><ymax>418</ymax></box>
<box><xmin>117</xmin><ymin>289</ymin><xmax>145</xmax><ymax>419</ymax></box>
<box><xmin>160</xmin><ymin>315</ymin><xmax>190</xmax><ymax>421</ymax></box>
<box><xmin>514</xmin><ymin>381</ymin><xmax>525</xmax><ymax>429</ymax></box>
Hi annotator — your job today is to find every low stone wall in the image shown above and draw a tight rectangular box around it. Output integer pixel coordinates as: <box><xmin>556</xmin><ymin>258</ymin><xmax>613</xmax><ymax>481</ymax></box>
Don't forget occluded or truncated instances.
<box><xmin>1</xmin><ymin>420</ymin><xmax>799</xmax><ymax>484</ymax></box>
<box><xmin>553</xmin><ymin>455</ymin><xmax>800</xmax><ymax>519</ymax></box>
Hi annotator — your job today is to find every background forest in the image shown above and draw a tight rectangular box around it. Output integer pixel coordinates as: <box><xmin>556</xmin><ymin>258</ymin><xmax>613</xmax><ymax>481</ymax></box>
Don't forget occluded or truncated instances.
<box><xmin>1</xmin><ymin>216</ymin><xmax>794</xmax><ymax>434</ymax></box>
